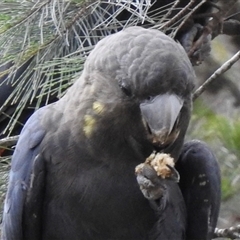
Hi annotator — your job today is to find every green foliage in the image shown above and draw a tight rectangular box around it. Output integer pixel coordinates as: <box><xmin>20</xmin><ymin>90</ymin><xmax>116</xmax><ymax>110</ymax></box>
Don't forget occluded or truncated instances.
<box><xmin>221</xmin><ymin>177</ymin><xmax>236</xmax><ymax>201</ymax></box>
<box><xmin>192</xmin><ymin>100</ymin><xmax>240</xmax><ymax>156</ymax></box>
<box><xmin>190</xmin><ymin>99</ymin><xmax>240</xmax><ymax>202</ymax></box>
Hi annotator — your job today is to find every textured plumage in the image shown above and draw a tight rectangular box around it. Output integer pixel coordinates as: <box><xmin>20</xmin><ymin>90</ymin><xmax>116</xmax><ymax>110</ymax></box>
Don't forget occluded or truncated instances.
<box><xmin>0</xmin><ymin>0</ymin><xmax>214</xmax><ymax>143</ymax></box>
<box><xmin>1</xmin><ymin>26</ymin><xmax>220</xmax><ymax>240</ymax></box>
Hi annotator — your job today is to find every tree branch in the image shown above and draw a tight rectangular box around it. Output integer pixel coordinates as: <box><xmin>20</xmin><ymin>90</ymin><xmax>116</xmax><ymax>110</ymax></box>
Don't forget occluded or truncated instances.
<box><xmin>193</xmin><ymin>50</ymin><xmax>240</xmax><ymax>101</ymax></box>
<box><xmin>214</xmin><ymin>225</ymin><xmax>240</xmax><ymax>239</ymax></box>
<box><xmin>0</xmin><ymin>135</ymin><xmax>19</xmax><ymax>148</ymax></box>
<box><xmin>187</xmin><ymin>0</ymin><xmax>238</xmax><ymax>59</ymax></box>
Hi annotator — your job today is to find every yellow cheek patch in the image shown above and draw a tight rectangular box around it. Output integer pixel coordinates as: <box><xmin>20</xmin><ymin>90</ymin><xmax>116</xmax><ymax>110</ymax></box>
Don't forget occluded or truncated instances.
<box><xmin>93</xmin><ymin>101</ymin><xmax>105</xmax><ymax>114</ymax></box>
<box><xmin>83</xmin><ymin>115</ymin><xmax>96</xmax><ymax>137</ymax></box>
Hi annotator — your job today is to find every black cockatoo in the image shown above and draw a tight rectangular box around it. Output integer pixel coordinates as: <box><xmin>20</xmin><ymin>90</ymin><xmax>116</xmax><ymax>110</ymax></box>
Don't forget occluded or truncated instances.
<box><xmin>1</xmin><ymin>26</ymin><xmax>220</xmax><ymax>240</ymax></box>
<box><xmin>0</xmin><ymin>0</ymin><xmax>214</xmax><ymax>150</ymax></box>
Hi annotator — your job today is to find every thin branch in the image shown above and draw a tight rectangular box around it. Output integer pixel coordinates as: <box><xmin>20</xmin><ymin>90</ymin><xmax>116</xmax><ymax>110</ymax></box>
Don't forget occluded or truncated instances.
<box><xmin>172</xmin><ymin>0</ymin><xmax>207</xmax><ymax>38</ymax></box>
<box><xmin>214</xmin><ymin>225</ymin><xmax>240</xmax><ymax>239</ymax></box>
<box><xmin>0</xmin><ymin>135</ymin><xmax>19</xmax><ymax>148</ymax></box>
<box><xmin>159</xmin><ymin>0</ymin><xmax>197</xmax><ymax>31</ymax></box>
<box><xmin>187</xmin><ymin>0</ymin><xmax>238</xmax><ymax>60</ymax></box>
<box><xmin>159</xmin><ymin>0</ymin><xmax>180</xmax><ymax>24</ymax></box>
<box><xmin>211</xmin><ymin>0</ymin><xmax>239</xmax><ymax>39</ymax></box>
<box><xmin>193</xmin><ymin>50</ymin><xmax>240</xmax><ymax>101</ymax></box>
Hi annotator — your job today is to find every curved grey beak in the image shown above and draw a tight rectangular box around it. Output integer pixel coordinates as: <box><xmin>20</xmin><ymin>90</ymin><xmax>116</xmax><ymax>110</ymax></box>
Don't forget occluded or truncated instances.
<box><xmin>140</xmin><ymin>94</ymin><xmax>183</xmax><ymax>147</ymax></box>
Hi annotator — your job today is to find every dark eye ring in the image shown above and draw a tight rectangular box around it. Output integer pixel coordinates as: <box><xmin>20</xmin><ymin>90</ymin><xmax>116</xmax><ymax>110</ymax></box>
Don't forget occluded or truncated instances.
<box><xmin>119</xmin><ymin>81</ymin><xmax>132</xmax><ymax>97</ymax></box>
<box><xmin>147</xmin><ymin>96</ymin><xmax>154</xmax><ymax>101</ymax></box>
<box><xmin>121</xmin><ymin>86</ymin><xmax>132</xmax><ymax>97</ymax></box>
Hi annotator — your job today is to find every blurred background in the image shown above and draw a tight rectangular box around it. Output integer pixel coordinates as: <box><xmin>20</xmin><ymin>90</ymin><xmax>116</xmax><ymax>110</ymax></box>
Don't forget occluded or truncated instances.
<box><xmin>191</xmin><ymin>33</ymin><xmax>240</xmax><ymax>229</ymax></box>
